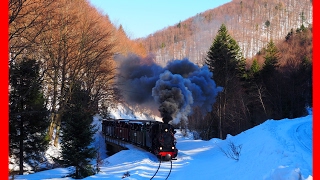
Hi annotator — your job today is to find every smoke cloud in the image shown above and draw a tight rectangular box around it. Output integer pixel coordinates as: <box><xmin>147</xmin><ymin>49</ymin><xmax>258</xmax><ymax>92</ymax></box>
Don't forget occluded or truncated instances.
<box><xmin>117</xmin><ymin>54</ymin><xmax>222</xmax><ymax>124</ymax></box>
<box><xmin>152</xmin><ymin>70</ymin><xmax>194</xmax><ymax>123</ymax></box>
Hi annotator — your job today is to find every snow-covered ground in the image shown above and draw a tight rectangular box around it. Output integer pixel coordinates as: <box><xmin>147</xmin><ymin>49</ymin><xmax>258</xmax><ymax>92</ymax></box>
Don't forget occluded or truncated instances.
<box><xmin>11</xmin><ymin>105</ymin><xmax>313</xmax><ymax>180</ymax></box>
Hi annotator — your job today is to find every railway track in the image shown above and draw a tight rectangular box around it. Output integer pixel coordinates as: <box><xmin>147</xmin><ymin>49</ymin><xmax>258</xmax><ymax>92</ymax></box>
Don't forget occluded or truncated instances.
<box><xmin>150</xmin><ymin>160</ymin><xmax>172</xmax><ymax>180</ymax></box>
<box><xmin>294</xmin><ymin>122</ymin><xmax>312</xmax><ymax>152</ymax></box>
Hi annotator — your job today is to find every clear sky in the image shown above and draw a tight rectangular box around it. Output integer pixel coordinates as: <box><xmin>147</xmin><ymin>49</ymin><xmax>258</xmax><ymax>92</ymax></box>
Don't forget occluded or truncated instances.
<box><xmin>88</xmin><ymin>0</ymin><xmax>231</xmax><ymax>39</ymax></box>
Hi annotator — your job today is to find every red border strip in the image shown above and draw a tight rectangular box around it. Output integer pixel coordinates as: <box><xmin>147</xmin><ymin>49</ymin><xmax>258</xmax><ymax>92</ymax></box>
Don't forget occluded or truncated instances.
<box><xmin>312</xmin><ymin>0</ymin><xmax>317</xmax><ymax>178</ymax></box>
<box><xmin>1</xmin><ymin>0</ymin><xmax>9</xmax><ymax>178</ymax></box>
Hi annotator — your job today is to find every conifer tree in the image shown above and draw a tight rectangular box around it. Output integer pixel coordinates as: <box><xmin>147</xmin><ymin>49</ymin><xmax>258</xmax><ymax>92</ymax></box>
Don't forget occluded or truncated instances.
<box><xmin>250</xmin><ymin>59</ymin><xmax>260</xmax><ymax>76</ymax></box>
<box><xmin>60</xmin><ymin>82</ymin><xmax>97</xmax><ymax>179</ymax></box>
<box><xmin>299</xmin><ymin>56</ymin><xmax>312</xmax><ymax>107</ymax></box>
<box><xmin>244</xmin><ymin>41</ymin><xmax>281</xmax><ymax>122</ymax></box>
<box><xmin>204</xmin><ymin>24</ymin><xmax>247</xmax><ymax>139</ymax></box>
<box><xmin>244</xmin><ymin>59</ymin><xmax>268</xmax><ymax>125</ymax></box>
<box><xmin>205</xmin><ymin>24</ymin><xmax>246</xmax><ymax>83</ymax></box>
<box><xmin>9</xmin><ymin>58</ymin><xmax>49</xmax><ymax>174</ymax></box>
<box><xmin>260</xmin><ymin>39</ymin><xmax>281</xmax><ymax>118</ymax></box>
<box><xmin>261</xmin><ymin>39</ymin><xmax>280</xmax><ymax>80</ymax></box>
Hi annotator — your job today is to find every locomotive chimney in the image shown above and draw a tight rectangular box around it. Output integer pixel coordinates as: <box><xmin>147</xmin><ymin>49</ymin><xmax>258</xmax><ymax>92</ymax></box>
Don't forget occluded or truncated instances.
<box><xmin>162</xmin><ymin>116</ymin><xmax>173</xmax><ymax>124</ymax></box>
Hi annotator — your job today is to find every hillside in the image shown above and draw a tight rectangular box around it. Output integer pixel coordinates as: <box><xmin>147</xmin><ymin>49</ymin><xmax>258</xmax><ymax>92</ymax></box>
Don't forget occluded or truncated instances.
<box><xmin>137</xmin><ymin>0</ymin><xmax>312</xmax><ymax>66</ymax></box>
<box><xmin>250</xmin><ymin>25</ymin><xmax>312</xmax><ymax>67</ymax></box>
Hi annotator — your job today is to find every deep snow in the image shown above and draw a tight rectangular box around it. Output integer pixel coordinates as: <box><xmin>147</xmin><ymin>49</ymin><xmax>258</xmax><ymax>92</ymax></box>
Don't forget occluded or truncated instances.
<box><xmin>11</xmin><ymin>105</ymin><xmax>313</xmax><ymax>180</ymax></box>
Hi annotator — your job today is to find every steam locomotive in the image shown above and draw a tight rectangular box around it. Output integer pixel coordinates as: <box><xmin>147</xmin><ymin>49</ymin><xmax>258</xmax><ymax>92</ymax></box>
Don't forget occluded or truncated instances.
<box><xmin>101</xmin><ymin>119</ymin><xmax>178</xmax><ymax>160</ymax></box>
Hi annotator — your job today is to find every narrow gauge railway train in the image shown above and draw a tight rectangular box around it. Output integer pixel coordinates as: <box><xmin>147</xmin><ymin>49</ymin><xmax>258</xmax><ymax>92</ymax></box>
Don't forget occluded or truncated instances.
<box><xmin>101</xmin><ymin>119</ymin><xmax>178</xmax><ymax>160</ymax></box>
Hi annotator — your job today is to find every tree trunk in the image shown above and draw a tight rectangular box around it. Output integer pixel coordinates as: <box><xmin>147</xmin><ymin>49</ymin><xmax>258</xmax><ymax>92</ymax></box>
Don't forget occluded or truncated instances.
<box><xmin>19</xmin><ymin>117</ymin><xmax>24</xmax><ymax>175</ymax></box>
<box><xmin>257</xmin><ymin>84</ymin><xmax>267</xmax><ymax>115</ymax></box>
<box><xmin>47</xmin><ymin>65</ymin><xmax>58</xmax><ymax>138</ymax></box>
<box><xmin>219</xmin><ymin>95</ymin><xmax>223</xmax><ymax>139</ymax></box>
<box><xmin>76</xmin><ymin>167</ymin><xmax>79</xmax><ymax>178</ymax></box>
<box><xmin>47</xmin><ymin>113</ymin><xmax>56</xmax><ymax>139</ymax></box>
<box><xmin>53</xmin><ymin>113</ymin><xmax>61</xmax><ymax>147</ymax></box>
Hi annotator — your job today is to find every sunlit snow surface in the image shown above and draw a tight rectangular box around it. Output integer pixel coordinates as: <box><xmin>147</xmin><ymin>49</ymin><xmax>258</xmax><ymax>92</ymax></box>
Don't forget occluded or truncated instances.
<box><xmin>13</xmin><ymin>107</ymin><xmax>312</xmax><ymax>180</ymax></box>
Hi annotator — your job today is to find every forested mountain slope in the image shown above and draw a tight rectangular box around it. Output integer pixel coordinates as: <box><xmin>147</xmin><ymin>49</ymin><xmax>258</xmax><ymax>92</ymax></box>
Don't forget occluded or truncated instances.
<box><xmin>137</xmin><ymin>0</ymin><xmax>312</xmax><ymax>66</ymax></box>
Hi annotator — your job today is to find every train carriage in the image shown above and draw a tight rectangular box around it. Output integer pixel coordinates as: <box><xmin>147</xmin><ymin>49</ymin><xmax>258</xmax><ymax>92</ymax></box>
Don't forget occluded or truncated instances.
<box><xmin>115</xmin><ymin>120</ymin><xmax>129</xmax><ymax>141</ymax></box>
<box><xmin>102</xmin><ymin>118</ymin><xmax>178</xmax><ymax>160</ymax></box>
<box><xmin>129</xmin><ymin>121</ymin><xmax>144</xmax><ymax>145</ymax></box>
<box><xmin>102</xmin><ymin>119</ymin><xmax>115</xmax><ymax>137</ymax></box>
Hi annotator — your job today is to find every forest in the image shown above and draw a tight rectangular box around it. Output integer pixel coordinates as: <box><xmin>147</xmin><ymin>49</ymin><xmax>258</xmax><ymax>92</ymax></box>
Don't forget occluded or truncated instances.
<box><xmin>187</xmin><ymin>24</ymin><xmax>312</xmax><ymax>140</ymax></box>
<box><xmin>9</xmin><ymin>0</ymin><xmax>145</xmax><ymax>177</ymax></box>
<box><xmin>9</xmin><ymin>0</ymin><xmax>312</xmax><ymax>178</ymax></box>
<box><xmin>139</xmin><ymin>0</ymin><xmax>312</xmax><ymax>66</ymax></box>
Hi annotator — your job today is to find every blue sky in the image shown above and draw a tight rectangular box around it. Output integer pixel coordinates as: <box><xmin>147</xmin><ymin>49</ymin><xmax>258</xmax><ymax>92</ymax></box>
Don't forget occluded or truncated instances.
<box><xmin>88</xmin><ymin>0</ymin><xmax>231</xmax><ymax>39</ymax></box>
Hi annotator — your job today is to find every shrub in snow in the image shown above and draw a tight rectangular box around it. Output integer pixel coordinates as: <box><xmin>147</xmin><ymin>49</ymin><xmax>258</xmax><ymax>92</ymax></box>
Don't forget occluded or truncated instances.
<box><xmin>219</xmin><ymin>141</ymin><xmax>242</xmax><ymax>161</ymax></box>
<box><xmin>122</xmin><ymin>171</ymin><xmax>130</xmax><ymax>179</ymax></box>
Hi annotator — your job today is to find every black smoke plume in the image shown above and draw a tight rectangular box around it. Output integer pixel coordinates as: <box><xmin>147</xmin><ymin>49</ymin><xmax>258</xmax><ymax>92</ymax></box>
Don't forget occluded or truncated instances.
<box><xmin>152</xmin><ymin>70</ymin><xmax>193</xmax><ymax>123</ymax></box>
<box><xmin>117</xmin><ymin>54</ymin><xmax>222</xmax><ymax>124</ymax></box>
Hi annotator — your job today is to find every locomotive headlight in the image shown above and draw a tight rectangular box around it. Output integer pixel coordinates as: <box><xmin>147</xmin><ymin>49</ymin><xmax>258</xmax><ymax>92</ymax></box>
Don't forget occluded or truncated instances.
<box><xmin>172</xmin><ymin>146</ymin><xmax>175</xmax><ymax>150</ymax></box>
<box><xmin>160</xmin><ymin>147</ymin><xmax>162</xmax><ymax>150</ymax></box>
<box><xmin>165</xmin><ymin>129</ymin><xmax>168</xmax><ymax>132</ymax></box>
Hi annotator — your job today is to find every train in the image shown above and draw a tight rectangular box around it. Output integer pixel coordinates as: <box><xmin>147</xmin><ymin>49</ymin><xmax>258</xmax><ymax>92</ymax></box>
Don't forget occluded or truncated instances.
<box><xmin>101</xmin><ymin>118</ymin><xmax>178</xmax><ymax>160</ymax></box>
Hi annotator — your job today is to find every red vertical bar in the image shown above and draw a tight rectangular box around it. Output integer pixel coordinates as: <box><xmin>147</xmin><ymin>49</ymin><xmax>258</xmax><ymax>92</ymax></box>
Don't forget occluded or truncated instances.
<box><xmin>0</xmin><ymin>0</ymin><xmax>9</xmax><ymax>179</ymax></box>
<box><xmin>312</xmin><ymin>0</ymin><xmax>317</xmax><ymax>178</ymax></box>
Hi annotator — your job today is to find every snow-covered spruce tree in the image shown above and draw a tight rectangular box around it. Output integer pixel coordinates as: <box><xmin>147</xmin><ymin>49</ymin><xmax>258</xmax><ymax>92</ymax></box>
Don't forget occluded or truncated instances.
<box><xmin>204</xmin><ymin>23</ymin><xmax>248</xmax><ymax>139</ymax></box>
<box><xmin>60</xmin><ymin>82</ymin><xmax>97</xmax><ymax>179</ymax></box>
<box><xmin>9</xmin><ymin>58</ymin><xmax>49</xmax><ymax>175</ymax></box>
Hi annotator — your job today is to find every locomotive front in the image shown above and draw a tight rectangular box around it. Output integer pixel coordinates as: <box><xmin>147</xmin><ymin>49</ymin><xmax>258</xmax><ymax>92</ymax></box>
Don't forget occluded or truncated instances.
<box><xmin>150</xmin><ymin>123</ymin><xmax>178</xmax><ymax>161</ymax></box>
